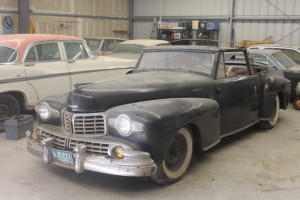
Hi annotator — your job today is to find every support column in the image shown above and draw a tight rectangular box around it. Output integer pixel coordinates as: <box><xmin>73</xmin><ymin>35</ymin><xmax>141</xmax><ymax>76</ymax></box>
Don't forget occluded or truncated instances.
<box><xmin>18</xmin><ymin>0</ymin><xmax>30</xmax><ymax>33</ymax></box>
<box><xmin>228</xmin><ymin>0</ymin><xmax>235</xmax><ymax>47</ymax></box>
<box><xmin>129</xmin><ymin>0</ymin><xmax>134</xmax><ymax>39</ymax></box>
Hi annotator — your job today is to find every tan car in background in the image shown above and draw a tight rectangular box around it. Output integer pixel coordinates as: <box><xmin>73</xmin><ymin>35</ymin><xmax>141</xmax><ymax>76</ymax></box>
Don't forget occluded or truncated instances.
<box><xmin>0</xmin><ymin>34</ymin><xmax>135</xmax><ymax>129</ymax></box>
<box><xmin>84</xmin><ymin>37</ymin><xmax>126</xmax><ymax>55</ymax></box>
<box><xmin>109</xmin><ymin>39</ymin><xmax>171</xmax><ymax>61</ymax></box>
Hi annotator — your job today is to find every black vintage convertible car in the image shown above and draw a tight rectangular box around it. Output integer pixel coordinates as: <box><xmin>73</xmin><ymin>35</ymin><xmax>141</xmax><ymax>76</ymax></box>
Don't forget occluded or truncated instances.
<box><xmin>27</xmin><ymin>46</ymin><xmax>291</xmax><ymax>185</ymax></box>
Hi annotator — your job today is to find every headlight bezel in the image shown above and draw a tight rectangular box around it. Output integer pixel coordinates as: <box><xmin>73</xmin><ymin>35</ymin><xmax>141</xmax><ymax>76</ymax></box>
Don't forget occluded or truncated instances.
<box><xmin>35</xmin><ymin>102</ymin><xmax>60</xmax><ymax>121</ymax></box>
<box><xmin>36</xmin><ymin>102</ymin><xmax>51</xmax><ymax>121</ymax></box>
<box><xmin>115</xmin><ymin>114</ymin><xmax>132</xmax><ymax>136</ymax></box>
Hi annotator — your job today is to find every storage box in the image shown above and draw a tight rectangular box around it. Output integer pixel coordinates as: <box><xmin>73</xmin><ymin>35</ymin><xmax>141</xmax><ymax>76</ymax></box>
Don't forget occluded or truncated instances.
<box><xmin>5</xmin><ymin>115</ymin><xmax>34</xmax><ymax>140</ymax></box>
<box><xmin>174</xmin><ymin>32</ymin><xmax>181</xmax><ymax>39</ymax></box>
<box><xmin>206</xmin><ymin>22</ymin><xmax>220</xmax><ymax>30</ymax></box>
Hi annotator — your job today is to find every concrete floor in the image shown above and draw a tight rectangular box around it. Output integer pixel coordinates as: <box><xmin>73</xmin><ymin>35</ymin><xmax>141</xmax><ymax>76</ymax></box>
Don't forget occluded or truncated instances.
<box><xmin>0</xmin><ymin>106</ymin><xmax>300</xmax><ymax>200</ymax></box>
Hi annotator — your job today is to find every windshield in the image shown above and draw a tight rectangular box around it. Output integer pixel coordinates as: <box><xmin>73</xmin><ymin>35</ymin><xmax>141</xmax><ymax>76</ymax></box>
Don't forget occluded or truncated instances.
<box><xmin>271</xmin><ymin>52</ymin><xmax>298</xmax><ymax>69</ymax></box>
<box><xmin>0</xmin><ymin>46</ymin><xmax>18</xmax><ymax>63</ymax></box>
<box><xmin>85</xmin><ymin>39</ymin><xmax>102</xmax><ymax>51</ymax></box>
<box><xmin>280</xmin><ymin>49</ymin><xmax>300</xmax><ymax>64</ymax></box>
<box><xmin>137</xmin><ymin>51</ymin><xmax>215</xmax><ymax>75</ymax></box>
<box><xmin>113</xmin><ymin>44</ymin><xmax>145</xmax><ymax>54</ymax></box>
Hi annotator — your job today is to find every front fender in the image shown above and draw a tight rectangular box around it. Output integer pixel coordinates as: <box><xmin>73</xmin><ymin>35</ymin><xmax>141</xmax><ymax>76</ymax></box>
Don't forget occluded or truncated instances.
<box><xmin>106</xmin><ymin>98</ymin><xmax>220</xmax><ymax>163</ymax></box>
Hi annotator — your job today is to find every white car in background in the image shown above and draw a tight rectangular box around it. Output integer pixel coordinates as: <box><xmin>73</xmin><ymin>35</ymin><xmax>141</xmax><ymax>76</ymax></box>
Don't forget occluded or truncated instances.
<box><xmin>84</xmin><ymin>37</ymin><xmax>126</xmax><ymax>55</ymax></box>
<box><xmin>109</xmin><ymin>39</ymin><xmax>171</xmax><ymax>61</ymax></box>
<box><xmin>249</xmin><ymin>44</ymin><xmax>300</xmax><ymax>64</ymax></box>
<box><xmin>0</xmin><ymin>34</ymin><xmax>135</xmax><ymax>129</ymax></box>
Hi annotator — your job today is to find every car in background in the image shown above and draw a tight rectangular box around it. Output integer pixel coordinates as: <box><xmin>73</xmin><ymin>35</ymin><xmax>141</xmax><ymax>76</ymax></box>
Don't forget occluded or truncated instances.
<box><xmin>109</xmin><ymin>39</ymin><xmax>171</xmax><ymax>61</ymax></box>
<box><xmin>249</xmin><ymin>44</ymin><xmax>300</xmax><ymax>64</ymax></box>
<box><xmin>84</xmin><ymin>37</ymin><xmax>126</xmax><ymax>55</ymax></box>
<box><xmin>0</xmin><ymin>34</ymin><xmax>135</xmax><ymax>130</ymax></box>
<box><xmin>27</xmin><ymin>46</ymin><xmax>290</xmax><ymax>185</ymax></box>
<box><xmin>227</xmin><ymin>48</ymin><xmax>300</xmax><ymax>109</ymax></box>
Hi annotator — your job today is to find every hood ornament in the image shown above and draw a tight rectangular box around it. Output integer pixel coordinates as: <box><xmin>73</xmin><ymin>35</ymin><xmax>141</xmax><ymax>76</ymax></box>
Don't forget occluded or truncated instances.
<box><xmin>74</xmin><ymin>82</ymin><xmax>93</xmax><ymax>89</ymax></box>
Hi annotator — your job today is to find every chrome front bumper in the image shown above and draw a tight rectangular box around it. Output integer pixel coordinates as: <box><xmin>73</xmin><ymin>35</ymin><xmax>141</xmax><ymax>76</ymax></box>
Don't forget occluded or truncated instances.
<box><xmin>27</xmin><ymin>134</ymin><xmax>156</xmax><ymax>177</ymax></box>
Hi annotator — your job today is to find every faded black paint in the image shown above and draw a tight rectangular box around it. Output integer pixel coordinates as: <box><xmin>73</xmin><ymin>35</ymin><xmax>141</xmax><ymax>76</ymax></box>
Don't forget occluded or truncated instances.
<box><xmin>36</xmin><ymin>46</ymin><xmax>291</xmax><ymax>165</ymax></box>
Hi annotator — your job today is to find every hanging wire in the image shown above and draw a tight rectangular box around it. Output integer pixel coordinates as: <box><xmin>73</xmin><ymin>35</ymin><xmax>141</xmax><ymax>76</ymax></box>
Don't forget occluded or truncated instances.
<box><xmin>265</xmin><ymin>0</ymin><xmax>300</xmax><ymax>43</ymax></box>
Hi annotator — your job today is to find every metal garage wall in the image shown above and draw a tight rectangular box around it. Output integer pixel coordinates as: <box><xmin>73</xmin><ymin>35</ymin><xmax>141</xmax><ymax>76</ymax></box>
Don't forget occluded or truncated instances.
<box><xmin>0</xmin><ymin>0</ymin><xmax>130</xmax><ymax>39</ymax></box>
<box><xmin>0</xmin><ymin>1</ymin><xmax>19</xmax><ymax>34</ymax></box>
<box><xmin>133</xmin><ymin>0</ymin><xmax>231</xmax><ymax>46</ymax></box>
<box><xmin>233</xmin><ymin>0</ymin><xmax>300</xmax><ymax>45</ymax></box>
<box><xmin>133</xmin><ymin>0</ymin><xmax>300</xmax><ymax>46</ymax></box>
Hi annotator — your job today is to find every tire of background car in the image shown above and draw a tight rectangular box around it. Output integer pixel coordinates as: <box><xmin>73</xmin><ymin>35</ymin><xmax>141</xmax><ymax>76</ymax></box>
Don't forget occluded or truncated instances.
<box><xmin>0</xmin><ymin>94</ymin><xmax>20</xmax><ymax>132</ymax></box>
<box><xmin>150</xmin><ymin>126</ymin><xmax>193</xmax><ymax>185</ymax></box>
<box><xmin>292</xmin><ymin>97</ymin><xmax>300</xmax><ymax>110</ymax></box>
<box><xmin>259</xmin><ymin>95</ymin><xmax>279</xmax><ymax>130</ymax></box>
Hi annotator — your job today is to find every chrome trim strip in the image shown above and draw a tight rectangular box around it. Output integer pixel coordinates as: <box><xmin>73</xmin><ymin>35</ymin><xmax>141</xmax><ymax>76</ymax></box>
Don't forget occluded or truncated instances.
<box><xmin>220</xmin><ymin>120</ymin><xmax>259</xmax><ymax>138</ymax></box>
<box><xmin>202</xmin><ymin>138</ymin><xmax>221</xmax><ymax>151</ymax></box>
<box><xmin>0</xmin><ymin>67</ymin><xmax>133</xmax><ymax>84</ymax></box>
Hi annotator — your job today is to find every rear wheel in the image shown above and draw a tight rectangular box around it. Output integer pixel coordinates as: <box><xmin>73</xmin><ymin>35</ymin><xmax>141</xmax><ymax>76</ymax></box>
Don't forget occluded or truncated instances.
<box><xmin>292</xmin><ymin>97</ymin><xmax>300</xmax><ymax>110</ymax></box>
<box><xmin>259</xmin><ymin>95</ymin><xmax>279</xmax><ymax>130</ymax></box>
<box><xmin>0</xmin><ymin>94</ymin><xmax>20</xmax><ymax>132</ymax></box>
<box><xmin>150</xmin><ymin>126</ymin><xmax>193</xmax><ymax>185</ymax></box>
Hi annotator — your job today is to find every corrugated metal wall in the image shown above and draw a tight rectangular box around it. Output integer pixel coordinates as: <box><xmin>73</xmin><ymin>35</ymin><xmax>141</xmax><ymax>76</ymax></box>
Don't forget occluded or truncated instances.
<box><xmin>0</xmin><ymin>0</ymin><xmax>130</xmax><ymax>39</ymax></box>
<box><xmin>133</xmin><ymin>0</ymin><xmax>300</xmax><ymax>46</ymax></box>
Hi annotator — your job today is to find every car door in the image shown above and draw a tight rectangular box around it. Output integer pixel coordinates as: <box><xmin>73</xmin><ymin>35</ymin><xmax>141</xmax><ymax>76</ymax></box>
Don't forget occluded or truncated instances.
<box><xmin>23</xmin><ymin>42</ymin><xmax>71</xmax><ymax>101</ymax></box>
<box><xmin>63</xmin><ymin>41</ymin><xmax>111</xmax><ymax>86</ymax></box>
<box><xmin>215</xmin><ymin>53</ymin><xmax>261</xmax><ymax>136</ymax></box>
<box><xmin>63</xmin><ymin>41</ymin><xmax>133</xmax><ymax>86</ymax></box>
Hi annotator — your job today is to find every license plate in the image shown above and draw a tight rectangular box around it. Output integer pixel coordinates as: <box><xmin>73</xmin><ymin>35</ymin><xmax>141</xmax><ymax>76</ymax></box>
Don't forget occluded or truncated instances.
<box><xmin>51</xmin><ymin>149</ymin><xmax>74</xmax><ymax>165</ymax></box>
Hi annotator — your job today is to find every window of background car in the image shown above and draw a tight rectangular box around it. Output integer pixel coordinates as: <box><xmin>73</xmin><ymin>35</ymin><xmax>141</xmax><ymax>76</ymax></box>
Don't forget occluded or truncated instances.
<box><xmin>0</xmin><ymin>46</ymin><xmax>18</xmax><ymax>63</ymax></box>
<box><xmin>271</xmin><ymin>52</ymin><xmax>297</xmax><ymax>69</ymax></box>
<box><xmin>25</xmin><ymin>46</ymin><xmax>37</xmax><ymax>62</ymax></box>
<box><xmin>26</xmin><ymin>43</ymin><xmax>61</xmax><ymax>62</ymax></box>
<box><xmin>249</xmin><ymin>54</ymin><xmax>279</xmax><ymax>69</ymax></box>
<box><xmin>249</xmin><ymin>54</ymin><xmax>268</xmax><ymax>64</ymax></box>
<box><xmin>280</xmin><ymin>49</ymin><xmax>300</xmax><ymax>64</ymax></box>
<box><xmin>137</xmin><ymin>51</ymin><xmax>215</xmax><ymax>75</ymax></box>
<box><xmin>64</xmin><ymin>42</ymin><xmax>89</xmax><ymax>60</ymax></box>
<box><xmin>102</xmin><ymin>40</ymin><xmax>116</xmax><ymax>51</ymax></box>
<box><xmin>85</xmin><ymin>39</ymin><xmax>102</xmax><ymax>51</ymax></box>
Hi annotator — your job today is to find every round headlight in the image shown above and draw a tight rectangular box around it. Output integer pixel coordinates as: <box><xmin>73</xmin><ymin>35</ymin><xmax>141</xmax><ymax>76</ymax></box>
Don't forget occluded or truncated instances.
<box><xmin>36</xmin><ymin>103</ymin><xmax>50</xmax><ymax>121</ymax></box>
<box><xmin>115</xmin><ymin>115</ymin><xmax>132</xmax><ymax>136</ymax></box>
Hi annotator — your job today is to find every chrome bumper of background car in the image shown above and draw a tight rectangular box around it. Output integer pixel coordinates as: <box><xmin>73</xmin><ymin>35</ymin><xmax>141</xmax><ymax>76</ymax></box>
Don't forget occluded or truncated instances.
<box><xmin>27</xmin><ymin>137</ymin><xmax>157</xmax><ymax>177</ymax></box>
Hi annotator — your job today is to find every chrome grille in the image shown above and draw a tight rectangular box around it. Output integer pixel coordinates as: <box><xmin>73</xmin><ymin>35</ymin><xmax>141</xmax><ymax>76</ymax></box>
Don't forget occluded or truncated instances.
<box><xmin>69</xmin><ymin>140</ymin><xmax>109</xmax><ymax>155</ymax></box>
<box><xmin>40</xmin><ymin>131</ymin><xmax>109</xmax><ymax>155</ymax></box>
<box><xmin>63</xmin><ymin>111</ymin><xmax>106</xmax><ymax>135</ymax></box>
<box><xmin>63</xmin><ymin>111</ymin><xmax>71</xmax><ymax>132</ymax></box>
<box><xmin>41</xmin><ymin>132</ymin><xmax>66</xmax><ymax>150</ymax></box>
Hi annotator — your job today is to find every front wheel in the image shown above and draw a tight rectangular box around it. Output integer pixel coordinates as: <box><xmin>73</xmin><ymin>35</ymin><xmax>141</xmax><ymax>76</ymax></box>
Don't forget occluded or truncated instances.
<box><xmin>150</xmin><ymin>126</ymin><xmax>193</xmax><ymax>185</ymax></box>
<box><xmin>0</xmin><ymin>94</ymin><xmax>20</xmax><ymax>132</ymax></box>
<box><xmin>292</xmin><ymin>97</ymin><xmax>300</xmax><ymax>110</ymax></box>
<box><xmin>259</xmin><ymin>95</ymin><xmax>279</xmax><ymax>130</ymax></box>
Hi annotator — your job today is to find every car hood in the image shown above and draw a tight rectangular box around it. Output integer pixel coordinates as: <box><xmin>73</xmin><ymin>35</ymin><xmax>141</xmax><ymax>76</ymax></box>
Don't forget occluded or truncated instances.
<box><xmin>109</xmin><ymin>53</ymin><xmax>140</xmax><ymax>60</ymax></box>
<box><xmin>67</xmin><ymin>71</ymin><xmax>213</xmax><ymax>112</ymax></box>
